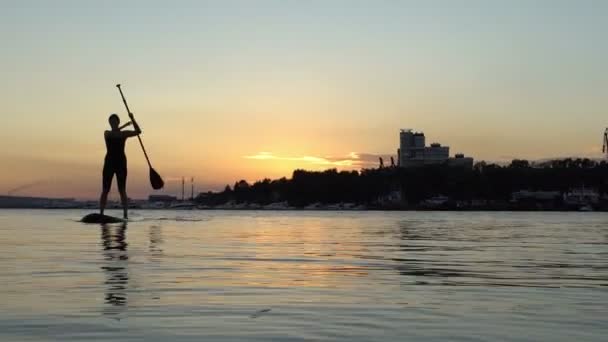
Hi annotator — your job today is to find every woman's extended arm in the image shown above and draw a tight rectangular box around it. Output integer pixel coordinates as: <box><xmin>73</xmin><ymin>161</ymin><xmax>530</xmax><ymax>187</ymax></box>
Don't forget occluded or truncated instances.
<box><xmin>119</xmin><ymin>121</ymin><xmax>132</xmax><ymax>130</ymax></box>
<box><xmin>113</xmin><ymin>113</ymin><xmax>142</xmax><ymax>138</ymax></box>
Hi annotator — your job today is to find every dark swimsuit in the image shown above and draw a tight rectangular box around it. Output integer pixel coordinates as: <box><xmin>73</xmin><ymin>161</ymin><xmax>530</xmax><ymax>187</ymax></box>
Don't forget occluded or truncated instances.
<box><xmin>102</xmin><ymin>132</ymin><xmax>128</xmax><ymax>191</ymax></box>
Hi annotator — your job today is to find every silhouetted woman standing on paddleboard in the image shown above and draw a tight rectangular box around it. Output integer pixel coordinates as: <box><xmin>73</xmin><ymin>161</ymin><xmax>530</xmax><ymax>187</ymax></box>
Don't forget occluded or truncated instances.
<box><xmin>100</xmin><ymin>113</ymin><xmax>141</xmax><ymax>219</ymax></box>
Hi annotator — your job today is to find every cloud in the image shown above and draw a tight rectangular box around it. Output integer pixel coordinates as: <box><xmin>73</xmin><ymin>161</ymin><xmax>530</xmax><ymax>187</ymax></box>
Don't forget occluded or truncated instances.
<box><xmin>244</xmin><ymin>152</ymin><xmax>396</xmax><ymax>168</ymax></box>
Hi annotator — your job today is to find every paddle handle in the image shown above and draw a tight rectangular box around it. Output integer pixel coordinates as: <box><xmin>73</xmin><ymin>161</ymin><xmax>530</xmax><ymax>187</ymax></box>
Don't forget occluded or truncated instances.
<box><xmin>116</xmin><ymin>84</ymin><xmax>153</xmax><ymax>169</ymax></box>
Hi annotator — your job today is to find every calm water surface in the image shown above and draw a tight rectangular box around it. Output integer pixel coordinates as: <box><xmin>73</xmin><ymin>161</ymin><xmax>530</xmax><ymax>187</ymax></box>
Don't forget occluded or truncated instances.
<box><xmin>0</xmin><ymin>210</ymin><xmax>607</xmax><ymax>341</ymax></box>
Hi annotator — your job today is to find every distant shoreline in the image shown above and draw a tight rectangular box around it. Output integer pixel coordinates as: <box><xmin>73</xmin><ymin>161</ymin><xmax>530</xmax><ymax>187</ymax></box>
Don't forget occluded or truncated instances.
<box><xmin>4</xmin><ymin>158</ymin><xmax>608</xmax><ymax>212</ymax></box>
<box><xmin>1</xmin><ymin>207</ymin><xmax>606</xmax><ymax>213</ymax></box>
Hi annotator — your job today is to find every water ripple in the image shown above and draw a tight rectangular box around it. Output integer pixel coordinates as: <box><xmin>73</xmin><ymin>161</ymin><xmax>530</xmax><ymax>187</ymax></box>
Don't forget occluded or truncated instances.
<box><xmin>1</xmin><ymin>210</ymin><xmax>608</xmax><ymax>341</ymax></box>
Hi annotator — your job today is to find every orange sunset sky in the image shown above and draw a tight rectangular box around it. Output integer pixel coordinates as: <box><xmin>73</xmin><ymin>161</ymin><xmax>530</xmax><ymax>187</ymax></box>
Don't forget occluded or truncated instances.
<box><xmin>1</xmin><ymin>1</ymin><xmax>607</xmax><ymax>199</ymax></box>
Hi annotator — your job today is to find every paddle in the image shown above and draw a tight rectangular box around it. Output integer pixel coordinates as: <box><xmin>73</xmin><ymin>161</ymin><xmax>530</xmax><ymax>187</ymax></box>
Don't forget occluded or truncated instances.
<box><xmin>116</xmin><ymin>84</ymin><xmax>165</xmax><ymax>190</ymax></box>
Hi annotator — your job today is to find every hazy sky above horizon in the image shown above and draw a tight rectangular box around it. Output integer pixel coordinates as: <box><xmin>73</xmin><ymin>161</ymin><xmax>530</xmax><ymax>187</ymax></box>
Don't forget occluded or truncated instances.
<box><xmin>1</xmin><ymin>0</ymin><xmax>607</xmax><ymax>199</ymax></box>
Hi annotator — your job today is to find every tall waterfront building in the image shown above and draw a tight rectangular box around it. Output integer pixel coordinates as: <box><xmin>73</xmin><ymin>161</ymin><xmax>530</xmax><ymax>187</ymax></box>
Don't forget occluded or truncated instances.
<box><xmin>398</xmin><ymin>129</ymin><xmax>473</xmax><ymax>168</ymax></box>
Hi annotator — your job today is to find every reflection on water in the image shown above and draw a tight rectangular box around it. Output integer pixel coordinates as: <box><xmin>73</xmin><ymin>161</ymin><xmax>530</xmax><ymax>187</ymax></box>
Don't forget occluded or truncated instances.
<box><xmin>147</xmin><ymin>224</ymin><xmax>163</xmax><ymax>302</ymax></box>
<box><xmin>0</xmin><ymin>210</ymin><xmax>607</xmax><ymax>341</ymax></box>
<box><xmin>393</xmin><ymin>218</ymin><xmax>608</xmax><ymax>287</ymax></box>
<box><xmin>148</xmin><ymin>224</ymin><xmax>163</xmax><ymax>259</ymax></box>
<box><xmin>100</xmin><ymin>223</ymin><xmax>128</xmax><ymax>318</ymax></box>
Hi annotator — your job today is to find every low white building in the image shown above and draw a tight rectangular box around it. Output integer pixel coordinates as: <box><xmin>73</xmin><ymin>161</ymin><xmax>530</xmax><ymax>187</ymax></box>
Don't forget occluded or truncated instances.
<box><xmin>511</xmin><ymin>190</ymin><xmax>561</xmax><ymax>202</ymax></box>
<box><xmin>563</xmin><ymin>188</ymin><xmax>599</xmax><ymax>206</ymax></box>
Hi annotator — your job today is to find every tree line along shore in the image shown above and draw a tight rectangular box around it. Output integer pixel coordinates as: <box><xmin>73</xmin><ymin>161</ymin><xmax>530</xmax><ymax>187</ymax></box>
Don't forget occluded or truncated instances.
<box><xmin>194</xmin><ymin>158</ymin><xmax>608</xmax><ymax>211</ymax></box>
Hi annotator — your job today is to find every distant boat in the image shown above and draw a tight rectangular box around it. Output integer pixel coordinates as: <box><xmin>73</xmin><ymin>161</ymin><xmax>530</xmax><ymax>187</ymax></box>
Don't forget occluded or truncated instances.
<box><xmin>325</xmin><ymin>204</ymin><xmax>341</xmax><ymax>210</ymax></box>
<box><xmin>422</xmin><ymin>195</ymin><xmax>449</xmax><ymax>208</ymax></box>
<box><xmin>264</xmin><ymin>201</ymin><xmax>289</xmax><ymax>210</ymax></box>
<box><xmin>147</xmin><ymin>201</ymin><xmax>168</xmax><ymax>209</ymax></box>
<box><xmin>579</xmin><ymin>204</ymin><xmax>594</xmax><ymax>212</ymax></box>
<box><xmin>169</xmin><ymin>202</ymin><xmax>195</xmax><ymax>210</ymax></box>
<box><xmin>304</xmin><ymin>202</ymin><xmax>322</xmax><ymax>210</ymax></box>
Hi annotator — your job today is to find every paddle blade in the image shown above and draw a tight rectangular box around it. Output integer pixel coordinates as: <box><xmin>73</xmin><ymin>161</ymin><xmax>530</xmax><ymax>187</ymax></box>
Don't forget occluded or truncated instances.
<box><xmin>149</xmin><ymin>168</ymin><xmax>164</xmax><ymax>190</ymax></box>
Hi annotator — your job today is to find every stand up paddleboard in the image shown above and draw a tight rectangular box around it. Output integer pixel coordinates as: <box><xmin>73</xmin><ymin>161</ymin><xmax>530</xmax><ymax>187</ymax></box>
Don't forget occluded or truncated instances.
<box><xmin>81</xmin><ymin>213</ymin><xmax>126</xmax><ymax>224</ymax></box>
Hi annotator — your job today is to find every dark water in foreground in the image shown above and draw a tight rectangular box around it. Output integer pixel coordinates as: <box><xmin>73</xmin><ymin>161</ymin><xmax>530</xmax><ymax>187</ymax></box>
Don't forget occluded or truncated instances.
<box><xmin>0</xmin><ymin>210</ymin><xmax>607</xmax><ymax>341</ymax></box>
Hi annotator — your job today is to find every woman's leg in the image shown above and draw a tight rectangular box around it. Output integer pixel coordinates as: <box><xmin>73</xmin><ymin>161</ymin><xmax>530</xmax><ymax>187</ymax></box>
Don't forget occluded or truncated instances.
<box><xmin>117</xmin><ymin>168</ymin><xmax>128</xmax><ymax>219</ymax></box>
<box><xmin>100</xmin><ymin>164</ymin><xmax>113</xmax><ymax>215</ymax></box>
